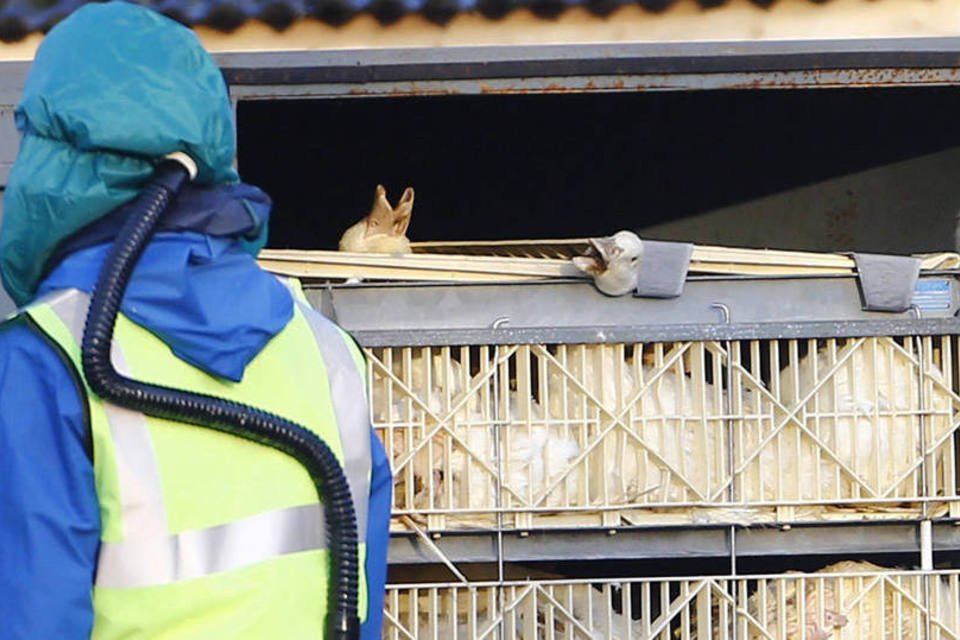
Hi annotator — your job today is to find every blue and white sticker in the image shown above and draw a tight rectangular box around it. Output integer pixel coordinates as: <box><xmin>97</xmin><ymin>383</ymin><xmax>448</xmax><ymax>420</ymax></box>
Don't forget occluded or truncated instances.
<box><xmin>912</xmin><ymin>279</ymin><xmax>952</xmax><ymax>312</ymax></box>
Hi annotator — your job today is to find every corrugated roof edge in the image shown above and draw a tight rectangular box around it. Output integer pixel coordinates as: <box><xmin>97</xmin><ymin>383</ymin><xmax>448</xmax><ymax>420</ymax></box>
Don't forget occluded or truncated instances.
<box><xmin>0</xmin><ymin>0</ymin><xmax>785</xmax><ymax>43</ymax></box>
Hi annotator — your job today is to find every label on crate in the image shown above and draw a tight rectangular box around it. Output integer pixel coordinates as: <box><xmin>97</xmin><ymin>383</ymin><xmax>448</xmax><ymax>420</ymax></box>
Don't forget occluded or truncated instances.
<box><xmin>912</xmin><ymin>278</ymin><xmax>952</xmax><ymax>311</ymax></box>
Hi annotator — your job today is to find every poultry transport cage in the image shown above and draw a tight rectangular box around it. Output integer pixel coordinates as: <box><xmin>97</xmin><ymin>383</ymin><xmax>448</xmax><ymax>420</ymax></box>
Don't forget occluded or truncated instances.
<box><xmin>382</xmin><ymin>567</ymin><xmax>960</xmax><ymax>639</ymax></box>
<box><xmin>283</xmin><ymin>242</ymin><xmax>960</xmax><ymax>639</ymax></box>
<box><xmin>297</xmin><ymin>249</ymin><xmax>960</xmax><ymax>533</ymax></box>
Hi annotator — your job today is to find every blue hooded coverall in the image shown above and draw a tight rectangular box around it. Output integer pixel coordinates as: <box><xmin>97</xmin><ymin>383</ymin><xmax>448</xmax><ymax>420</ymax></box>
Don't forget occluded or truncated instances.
<box><xmin>0</xmin><ymin>3</ymin><xmax>391</xmax><ymax>638</ymax></box>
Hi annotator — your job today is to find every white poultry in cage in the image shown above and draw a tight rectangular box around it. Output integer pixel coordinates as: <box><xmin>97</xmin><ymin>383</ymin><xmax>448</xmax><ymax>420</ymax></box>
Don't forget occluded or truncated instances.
<box><xmin>400</xmin><ymin>582</ymin><xmax>645</xmax><ymax>640</ymax></box>
<box><xmin>370</xmin><ymin>350</ymin><xmax>468</xmax><ymax>423</ymax></box>
<box><xmin>561</xmin><ymin>585</ymin><xmax>646</xmax><ymax>640</ymax></box>
<box><xmin>398</xmin><ymin>587</ymin><xmax>504</xmax><ymax>639</ymax></box>
<box><xmin>431</xmin><ymin>392</ymin><xmax>582</xmax><ymax>522</ymax></box>
<box><xmin>372</xmin><ymin>348</ymin><xmax>583</xmax><ymax>522</ymax></box>
<box><xmin>757</xmin><ymin>337</ymin><xmax>953</xmax><ymax>504</ymax></box>
<box><xmin>746</xmin><ymin>561</ymin><xmax>953</xmax><ymax>640</ymax></box>
<box><xmin>496</xmin><ymin>392</ymin><xmax>582</xmax><ymax>510</ymax></box>
<box><xmin>544</xmin><ymin>344</ymin><xmax>637</xmax><ymax>505</ymax></box>
<box><xmin>689</xmin><ymin>560</ymin><xmax>957</xmax><ymax>640</ymax></box>
<box><xmin>624</xmin><ymin>347</ymin><xmax>727</xmax><ymax>506</ymax></box>
<box><xmin>370</xmin><ymin>350</ymin><xmax>471</xmax><ymax>511</ymax></box>
<box><xmin>544</xmin><ymin>343</ymin><xmax>727</xmax><ymax>508</ymax></box>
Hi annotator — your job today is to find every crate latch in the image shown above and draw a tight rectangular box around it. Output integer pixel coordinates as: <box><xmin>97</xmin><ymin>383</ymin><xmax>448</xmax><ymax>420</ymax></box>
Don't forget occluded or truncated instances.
<box><xmin>852</xmin><ymin>253</ymin><xmax>921</xmax><ymax>312</ymax></box>
<box><xmin>634</xmin><ymin>240</ymin><xmax>694</xmax><ymax>298</ymax></box>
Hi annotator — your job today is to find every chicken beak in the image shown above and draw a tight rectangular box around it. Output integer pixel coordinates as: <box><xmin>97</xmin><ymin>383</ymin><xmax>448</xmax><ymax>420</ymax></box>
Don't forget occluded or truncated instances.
<box><xmin>572</xmin><ymin>237</ymin><xmax>615</xmax><ymax>275</ymax></box>
<box><xmin>591</xmin><ymin>236</ymin><xmax>623</xmax><ymax>265</ymax></box>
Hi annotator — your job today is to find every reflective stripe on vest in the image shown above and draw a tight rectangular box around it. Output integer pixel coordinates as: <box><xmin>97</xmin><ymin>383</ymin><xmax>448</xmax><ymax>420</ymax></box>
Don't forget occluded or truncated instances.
<box><xmin>36</xmin><ymin>288</ymin><xmax>370</xmax><ymax>588</ymax></box>
<box><xmin>99</xmin><ymin>503</ymin><xmax>326</xmax><ymax>588</ymax></box>
<box><xmin>296</xmin><ymin>300</ymin><xmax>370</xmax><ymax>538</ymax></box>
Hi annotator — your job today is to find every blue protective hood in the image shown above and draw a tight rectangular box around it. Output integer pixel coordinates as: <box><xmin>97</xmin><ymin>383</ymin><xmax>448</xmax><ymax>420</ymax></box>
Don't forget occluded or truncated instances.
<box><xmin>37</xmin><ymin>183</ymin><xmax>291</xmax><ymax>382</ymax></box>
<box><xmin>39</xmin><ymin>238</ymin><xmax>293</xmax><ymax>383</ymax></box>
<box><xmin>0</xmin><ymin>1</ymin><xmax>255</xmax><ymax>306</ymax></box>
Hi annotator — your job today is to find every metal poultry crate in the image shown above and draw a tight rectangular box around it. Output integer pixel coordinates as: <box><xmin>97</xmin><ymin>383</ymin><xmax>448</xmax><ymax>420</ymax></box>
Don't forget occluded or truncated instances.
<box><xmin>368</xmin><ymin>335</ymin><xmax>960</xmax><ymax>531</ymax></box>
<box><xmin>309</xmin><ymin>273</ymin><xmax>960</xmax><ymax>532</ymax></box>
<box><xmin>382</xmin><ymin>567</ymin><xmax>960</xmax><ymax>639</ymax></box>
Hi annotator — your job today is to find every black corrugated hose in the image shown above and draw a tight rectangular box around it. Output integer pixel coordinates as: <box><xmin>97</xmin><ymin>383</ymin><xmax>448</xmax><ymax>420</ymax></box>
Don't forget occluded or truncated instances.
<box><xmin>80</xmin><ymin>158</ymin><xmax>360</xmax><ymax>640</ymax></box>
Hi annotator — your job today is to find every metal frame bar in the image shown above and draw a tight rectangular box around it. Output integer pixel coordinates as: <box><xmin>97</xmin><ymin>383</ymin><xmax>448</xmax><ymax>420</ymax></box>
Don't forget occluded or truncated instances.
<box><xmin>351</xmin><ymin>318</ymin><xmax>960</xmax><ymax>348</ymax></box>
<box><xmin>388</xmin><ymin>521</ymin><xmax>960</xmax><ymax>565</ymax></box>
<box><xmin>309</xmin><ymin>276</ymin><xmax>960</xmax><ymax>347</ymax></box>
<box><xmin>217</xmin><ymin>38</ymin><xmax>960</xmax><ymax>99</ymax></box>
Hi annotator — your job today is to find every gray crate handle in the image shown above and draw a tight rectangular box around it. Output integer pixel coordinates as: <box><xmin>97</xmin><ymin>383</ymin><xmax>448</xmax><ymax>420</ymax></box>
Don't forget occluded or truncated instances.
<box><xmin>633</xmin><ymin>240</ymin><xmax>694</xmax><ymax>299</ymax></box>
<box><xmin>851</xmin><ymin>252</ymin><xmax>921</xmax><ymax>313</ymax></box>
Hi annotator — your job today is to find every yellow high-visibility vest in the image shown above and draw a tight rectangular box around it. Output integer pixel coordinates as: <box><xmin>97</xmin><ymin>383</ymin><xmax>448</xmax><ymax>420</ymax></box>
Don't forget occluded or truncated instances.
<box><xmin>27</xmin><ymin>288</ymin><xmax>370</xmax><ymax>639</ymax></box>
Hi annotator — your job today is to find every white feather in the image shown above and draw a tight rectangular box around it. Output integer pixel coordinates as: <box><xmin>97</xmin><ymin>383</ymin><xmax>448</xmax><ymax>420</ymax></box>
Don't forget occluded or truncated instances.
<box><xmin>760</xmin><ymin>337</ymin><xmax>952</xmax><ymax>502</ymax></box>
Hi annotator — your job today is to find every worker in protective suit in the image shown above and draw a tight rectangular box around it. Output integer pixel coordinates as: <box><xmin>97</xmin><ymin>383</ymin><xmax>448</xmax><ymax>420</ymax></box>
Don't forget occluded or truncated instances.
<box><xmin>0</xmin><ymin>3</ymin><xmax>391</xmax><ymax>639</ymax></box>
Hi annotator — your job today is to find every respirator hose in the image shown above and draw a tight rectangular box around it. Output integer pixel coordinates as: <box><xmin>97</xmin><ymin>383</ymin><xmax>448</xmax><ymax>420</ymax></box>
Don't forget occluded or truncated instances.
<box><xmin>80</xmin><ymin>158</ymin><xmax>360</xmax><ymax>640</ymax></box>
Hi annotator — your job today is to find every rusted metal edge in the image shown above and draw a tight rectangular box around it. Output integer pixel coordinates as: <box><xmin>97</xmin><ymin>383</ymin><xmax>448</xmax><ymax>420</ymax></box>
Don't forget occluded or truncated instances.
<box><xmin>218</xmin><ymin>39</ymin><xmax>960</xmax><ymax>87</ymax></box>
<box><xmin>227</xmin><ymin>68</ymin><xmax>960</xmax><ymax>99</ymax></box>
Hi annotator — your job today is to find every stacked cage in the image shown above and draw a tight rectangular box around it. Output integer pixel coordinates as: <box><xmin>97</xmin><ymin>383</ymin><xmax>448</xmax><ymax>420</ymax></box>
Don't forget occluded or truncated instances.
<box><xmin>309</xmin><ymin>270</ymin><xmax>960</xmax><ymax>639</ymax></box>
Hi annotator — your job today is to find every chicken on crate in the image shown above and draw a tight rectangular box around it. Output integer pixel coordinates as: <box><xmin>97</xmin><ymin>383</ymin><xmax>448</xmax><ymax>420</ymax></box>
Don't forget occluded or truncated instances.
<box><xmin>383</xmin><ymin>567</ymin><xmax>960</xmax><ymax>640</ymax></box>
<box><xmin>339</xmin><ymin>184</ymin><xmax>415</xmax><ymax>254</ymax></box>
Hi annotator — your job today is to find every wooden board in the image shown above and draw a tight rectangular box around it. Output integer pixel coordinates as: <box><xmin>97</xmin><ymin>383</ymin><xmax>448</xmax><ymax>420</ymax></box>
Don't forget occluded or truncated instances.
<box><xmin>257</xmin><ymin>243</ymin><xmax>960</xmax><ymax>283</ymax></box>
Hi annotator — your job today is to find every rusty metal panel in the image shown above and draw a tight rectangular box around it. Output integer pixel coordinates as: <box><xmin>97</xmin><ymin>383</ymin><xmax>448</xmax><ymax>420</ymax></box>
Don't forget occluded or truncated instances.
<box><xmin>218</xmin><ymin>40</ymin><xmax>960</xmax><ymax>100</ymax></box>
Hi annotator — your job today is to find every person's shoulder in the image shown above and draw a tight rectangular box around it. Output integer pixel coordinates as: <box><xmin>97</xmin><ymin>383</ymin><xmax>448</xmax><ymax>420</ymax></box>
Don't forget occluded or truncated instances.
<box><xmin>0</xmin><ymin>311</ymin><xmax>39</xmax><ymax>345</ymax></box>
<box><xmin>293</xmin><ymin>299</ymin><xmax>368</xmax><ymax>369</ymax></box>
<box><xmin>0</xmin><ymin>310</ymin><xmax>74</xmax><ymax>370</ymax></box>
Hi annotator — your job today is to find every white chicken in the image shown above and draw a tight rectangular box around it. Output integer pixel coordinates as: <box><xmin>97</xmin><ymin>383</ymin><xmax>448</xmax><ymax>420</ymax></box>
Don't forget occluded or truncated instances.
<box><xmin>496</xmin><ymin>392</ymin><xmax>582</xmax><ymax>511</ymax></box>
<box><xmin>370</xmin><ymin>350</ymin><xmax>468</xmax><ymax>424</ymax></box>
<box><xmin>572</xmin><ymin>230</ymin><xmax>644</xmax><ymax>296</ymax></box>
<box><xmin>747</xmin><ymin>337</ymin><xmax>953</xmax><ymax>504</ymax></box>
<box><xmin>544</xmin><ymin>343</ymin><xmax>728</xmax><ymax>508</ymax></box>
<box><xmin>544</xmin><ymin>344</ymin><xmax>636</xmax><ymax>505</ymax></box>
<box><xmin>369</xmin><ymin>350</ymin><xmax>471</xmax><ymax>512</ymax></box>
<box><xmin>625</xmin><ymin>346</ymin><xmax>728</xmax><ymax>507</ymax></box>
<box><xmin>691</xmin><ymin>560</ymin><xmax>957</xmax><ymax>640</ymax></box>
<box><xmin>398</xmin><ymin>581</ymin><xmax>646</xmax><ymax>640</ymax></box>
<box><xmin>561</xmin><ymin>584</ymin><xmax>646</xmax><ymax>640</ymax></box>
<box><xmin>372</xmin><ymin>349</ymin><xmax>582</xmax><ymax>524</ymax></box>
<box><xmin>338</xmin><ymin>184</ymin><xmax>414</xmax><ymax>254</ymax></box>
<box><xmin>428</xmin><ymin>391</ymin><xmax>582</xmax><ymax>525</ymax></box>
<box><xmin>391</xmin><ymin>563</ymin><xmax>958</xmax><ymax>640</ymax></box>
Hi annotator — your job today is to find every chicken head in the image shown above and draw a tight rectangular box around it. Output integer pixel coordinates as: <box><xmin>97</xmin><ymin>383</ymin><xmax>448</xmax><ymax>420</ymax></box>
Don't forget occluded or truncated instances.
<box><xmin>338</xmin><ymin>184</ymin><xmax>415</xmax><ymax>254</ymax></box>
<box><xmin>573</xmin><ymin>230</ymin><xmax>644</xmax><ymax>296</ymax></box>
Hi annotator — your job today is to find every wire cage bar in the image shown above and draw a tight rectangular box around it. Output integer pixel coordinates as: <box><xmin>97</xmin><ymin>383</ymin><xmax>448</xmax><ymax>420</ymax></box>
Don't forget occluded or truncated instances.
<box><xmin>383</xmin><ymin>568</ymin><xmax>960</xmax><ymax>640</ymax></box>
<box><xmin>370</xmin><ymin>334</ymin><xmax>960</xmax><ymax>531</ymax></box>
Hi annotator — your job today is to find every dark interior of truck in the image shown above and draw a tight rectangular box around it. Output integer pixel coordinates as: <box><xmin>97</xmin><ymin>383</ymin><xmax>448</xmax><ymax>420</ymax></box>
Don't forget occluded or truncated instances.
<box><xmin>239</xmin><ymin>86</ymin><xmax>960</xmax><ymax>252</ymax></box>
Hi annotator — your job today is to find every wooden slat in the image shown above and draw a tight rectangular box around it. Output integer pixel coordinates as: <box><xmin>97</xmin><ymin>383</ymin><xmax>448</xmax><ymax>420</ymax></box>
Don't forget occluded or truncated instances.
<box><xmin>411</xmin><ymin>239</ymin><xmax>960</xmax><ymax>270</ymax></box>
<box><xmin>259</xmin><ymin>249</ymin><xmax>580</xmax><ymax>277</ymax></box>
<box><xmin>257</xmin><ymin>259</ymin><xmax>546</xmax><ymax>282</ymax></box>
<box><xmin>257</xmin><ymin>243</ymin><xmax>960</xmax><ymax>283</ymax></box>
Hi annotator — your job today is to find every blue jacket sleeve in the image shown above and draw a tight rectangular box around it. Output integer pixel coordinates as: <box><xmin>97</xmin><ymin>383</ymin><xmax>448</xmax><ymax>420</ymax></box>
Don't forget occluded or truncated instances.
<box><xmin>360</xmin><ymin>428</ymin><xmax>392</xmax><ymax>640</ymax></box>
<box><xmin>0</xmin><ymin>317</ymin><xmax>101</xmax><ymax>639</ymax></box>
